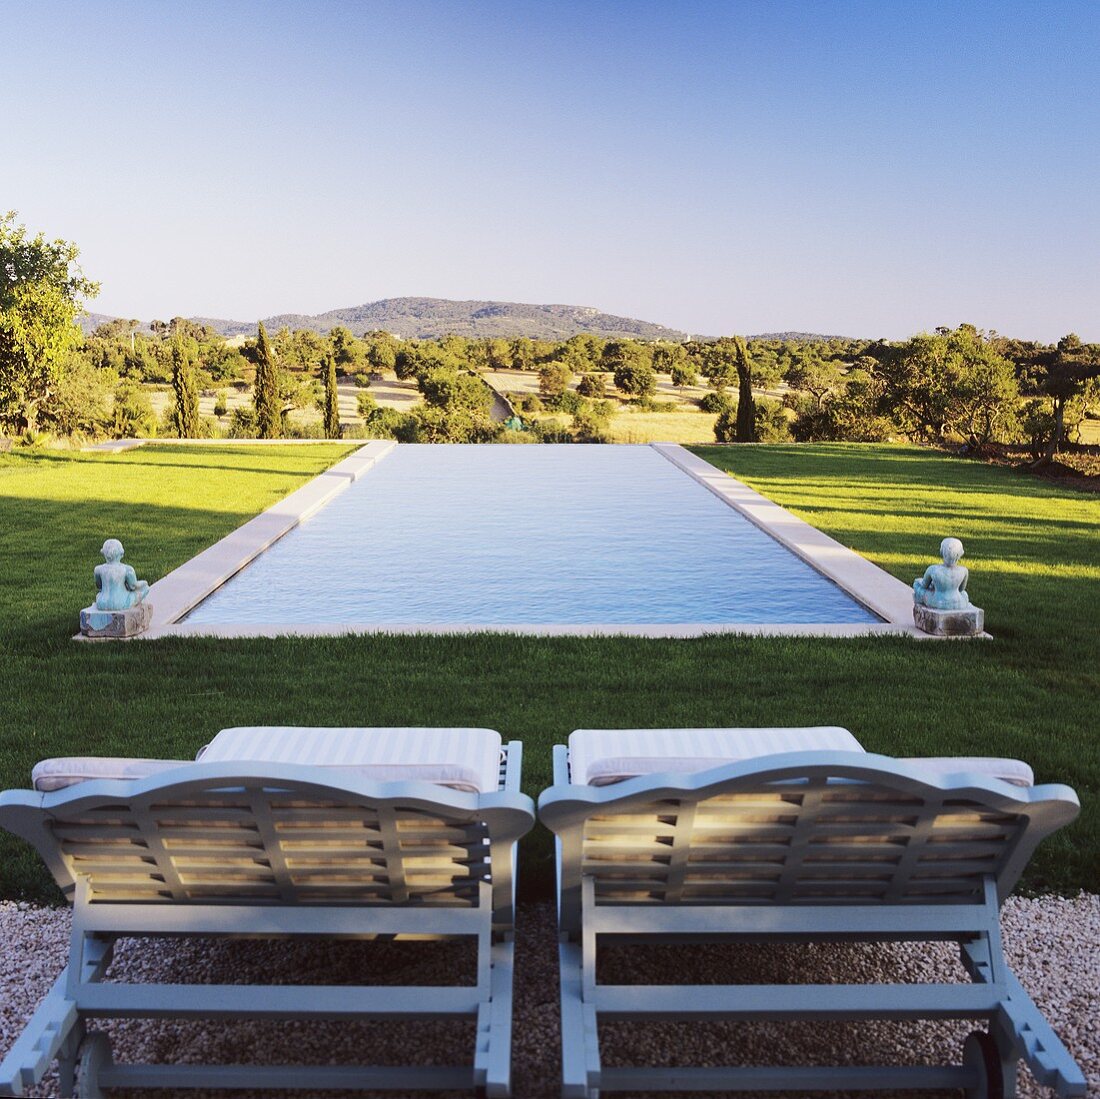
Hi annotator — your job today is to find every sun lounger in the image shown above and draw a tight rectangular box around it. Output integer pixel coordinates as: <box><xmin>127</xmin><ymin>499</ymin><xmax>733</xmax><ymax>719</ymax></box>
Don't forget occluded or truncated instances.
<box><xmin>0</xmin><ymin>726</ymin><xmax>535</xmax><ymax>1097</ymax></box>
<box><xmin>539</xmin><ymin>727</ymin><xmax>1085</xmax><ymax>1097</ymax></box>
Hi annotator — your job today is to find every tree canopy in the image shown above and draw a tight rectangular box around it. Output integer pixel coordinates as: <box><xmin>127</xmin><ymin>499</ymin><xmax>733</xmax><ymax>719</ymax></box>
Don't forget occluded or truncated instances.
<box><xmin>0</xmin><ymin>212</ymin><xmax>99</xmax><ymax>431</ymax></box>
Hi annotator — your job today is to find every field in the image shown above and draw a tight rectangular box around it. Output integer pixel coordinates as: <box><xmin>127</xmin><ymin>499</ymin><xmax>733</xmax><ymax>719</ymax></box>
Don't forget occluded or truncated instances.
<box><xmin>0</xmin><ymin>441</ymin><xmax>1096</xmax><ymax>903</ymax></box>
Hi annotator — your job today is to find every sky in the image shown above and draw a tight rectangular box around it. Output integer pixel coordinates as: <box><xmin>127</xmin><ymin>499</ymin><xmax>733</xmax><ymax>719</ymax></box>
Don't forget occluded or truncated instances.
<box><xmin>4</xmin><ymin>0</ymin><xmax>1098</xmax><ymax>342</ymax></box>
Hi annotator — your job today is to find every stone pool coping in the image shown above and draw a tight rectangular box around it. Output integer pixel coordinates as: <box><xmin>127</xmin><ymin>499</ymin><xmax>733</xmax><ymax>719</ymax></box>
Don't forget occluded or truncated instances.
<box><xmin>78</xmin><ymin>441</ymin><xmax>966</xmax><ymax>641</ymax></box>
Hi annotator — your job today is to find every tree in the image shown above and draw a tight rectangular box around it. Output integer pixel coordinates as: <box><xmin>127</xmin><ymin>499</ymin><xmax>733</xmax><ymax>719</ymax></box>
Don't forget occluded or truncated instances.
<box><xmin>330</xmin><ymin>326</ymin><xmax>364</xmax><ymax>372</ymax></box>
<box><xmin>783</xmin><ymin>350</ymin><xmax>844</xmax><ymax>411</ymax></box>
<box><xmin>733</xmin><ymin>336</ymin><xmax>756</xmax><ymax>441</ymax></box>
<box><xmin>321</xmin><ymin>352</ymin><xmax>341</xmax><ymax>438</ymax></box>
<box><xmin>877</xmin><ymin>325</ymin><xmax>1019</xmax><ymax>447</ymax></box>
<box><xmin>653</xmin><ymin>343</ymin><xmax>691</xmax><ymax>386</ymax></box>
<box><xmin>670</xmin><ymin>362</ymin><xmax>698</xmax><ymax>391</ymax></box>
<box><xmin>171</xmin><ymin>338</ymin><xmax>201</xmax><ymax>437</ymax></box>
<box><xmin>0</xmin><ymin>212</ymin><xmax>99</xmax><ymax>431</ymax></box>
<box><xmin>1007</xmin><ymin>333</ymin><xmax>1100</xmax><ymax>461</ymax></box>
<box><xmin>603</xmin><ymin>342</ymin><xmax>656</xmax><ymax>398</ymax></box>
<box><xmin>577</xmin><ymin>373</ymin><xmax>606</xmax><ymax>399</ymax></box>
<box><xmin>252</xmin><ymin>321</ymin><xmax>282</xmax><ymax>438</ymax></box>
<box><xmin>539</xmin><ymin>362</ymin><xmax>572</xmax><ymax>403</ymax></box>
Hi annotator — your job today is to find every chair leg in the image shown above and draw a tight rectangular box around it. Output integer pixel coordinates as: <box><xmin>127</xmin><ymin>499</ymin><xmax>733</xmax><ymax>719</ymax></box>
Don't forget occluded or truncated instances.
<box><xmin>558</xmin><ymin>939</ymin><xmax>598</xmax><ymax>1098</ymax></box>
<box><xmin>72</xmin><ymin>1032</ymin><xmax>112</xmax><ymax>1099</ymax></box>
<box><xmin>55</xmin><ymin>1019</ymin><xmax>86</xmax><ymax>1099</ymax></box>
<box><xmin>480</xmin><ymin>937</ymin><xmax>515</xmax><ymax>1098</ymax></box>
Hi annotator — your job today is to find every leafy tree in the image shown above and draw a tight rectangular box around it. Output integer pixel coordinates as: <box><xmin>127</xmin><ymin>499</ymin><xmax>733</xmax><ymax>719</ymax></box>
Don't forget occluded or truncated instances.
<box><xmin>1006</xmin><ymin>333</ymin><xmax>1100</xmax><ymax>461</ymax></box>
<box><xmin>670</xmin><ymin>361</ymin><xmax>698</xmax><ymax>391</ymax></box>
<box><xmin>539</xmin><ymin>361</ymin><xmax>572</xmax><ymax>403</ymax></box>
<box><xmin>577</xmin><ymin>373</ymin><xmax>606</xmax><ymax>399</ymax></box>
<box><xmin>251</xmin><ymin>321</ymin><xmax>282</xmax><ymax>438</ymax></box>
<box><xmin>484</xmin><ymin>337</ymin><xmax>511</xmax><ymax>370</ymax></box>
<box><xmin>783</xmin><ymin>350</ymin><xmax>844</xmax><ymax>411</ymax></box>
<box><xmin>509</xmin><ymin>337</ymin><xmax>538</xmax><ymax>371</ymax></box>
<box><xmin>330</xmin><ymin>326</ymin><xmax>364</xmax><ymax>371</ymax></box>
<box><xmin>364</xmin><ymin>330</ymin><xmax>400</xmax><ymax>374</ymax></box>
<box><xmin>0</xmin><ymin>212</ymin><xmax>99</xmax><ymax>431</ymax></box>
<box><xmin>356</xmin><ymin>390</ymin><xmax>377</xmax><ymax>419</ymax></box>
<box><xmin>321</xmin><ymin>352</ymin><xmax>340</xmax><ymax>438</ymax></box>
<box><xmin>171</xmin><ymin>338</ymin><xmax>201</xmax><ymax>437</ymax></box>
<box><xmin>603</xmin><ymin>342</ymin><xmax>656</xmax><ymax>397</ymax></box>
<box><xmin>877</xmin><ymin>325</ymin><xmax>1019</xmax><ymax>447</ymax></box>
<box><xmin>653</xmin><ymin>343</ymin><xmax>690</xmax><ymax>383</ymax></box>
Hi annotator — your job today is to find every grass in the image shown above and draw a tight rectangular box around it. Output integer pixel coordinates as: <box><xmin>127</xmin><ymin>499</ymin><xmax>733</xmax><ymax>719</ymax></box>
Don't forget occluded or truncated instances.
<box><xmin>605</xmin><ymin>410</ymin><xmax>717</xmax><ymax>443</ymax></box>
<box><xmin>0</xmin><ymin>441</ymin><xmax>1096</xmax><ymax>903</ymax></box>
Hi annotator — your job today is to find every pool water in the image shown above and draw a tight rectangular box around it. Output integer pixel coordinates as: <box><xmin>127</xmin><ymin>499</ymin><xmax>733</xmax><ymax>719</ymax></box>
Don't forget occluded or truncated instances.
<box><xmin>184</xmin><ymin>445</ymin><xmax>880</xmax><ymax>626</ymax></box>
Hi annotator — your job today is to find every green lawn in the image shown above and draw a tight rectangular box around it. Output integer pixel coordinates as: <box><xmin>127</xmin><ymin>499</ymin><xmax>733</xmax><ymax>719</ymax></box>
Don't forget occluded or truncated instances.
<box><xmin>0</xmin><ymin>442</ymin><xmax>1096</xmax><ymax>902</ymax></box>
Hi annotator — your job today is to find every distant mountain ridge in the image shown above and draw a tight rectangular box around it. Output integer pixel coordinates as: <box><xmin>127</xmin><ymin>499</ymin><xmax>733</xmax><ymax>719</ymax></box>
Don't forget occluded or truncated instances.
<box><xmin>79</xmin><ymin>300</ymin><xmax>858</xmax><ymax>342</ymax></box>
<box><xmin>81</xmin><ymin>297</ymin><xmax>690</xmax><ymax>341</ymax></box>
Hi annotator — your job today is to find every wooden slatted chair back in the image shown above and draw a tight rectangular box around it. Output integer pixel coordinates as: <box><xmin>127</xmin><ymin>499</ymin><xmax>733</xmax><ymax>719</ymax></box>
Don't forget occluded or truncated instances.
<box><xmin>0</xmin><ymin>763</ymin><xmax>533</xmax><ymax>908</ymax></box>
<box><xmin>540</xmin><ymin>752</ymin><xmax>1079</xmax><ymax>914</ymax></box>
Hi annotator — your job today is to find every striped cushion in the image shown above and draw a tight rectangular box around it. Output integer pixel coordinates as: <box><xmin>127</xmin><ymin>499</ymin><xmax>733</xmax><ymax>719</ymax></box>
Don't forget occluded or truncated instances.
<box><xmin>197</xmin><ymin>726</ymin><xmax>502</xmax><ymax>793</ymax></box>
<box><xmin>899</xmin><ymin>757</ymin><xmax>1034</xmax><ymax>788</ymax></box>
<box><xmin>568</xmin><ymin>727</ymin><xmax>864</xmax><ymax>785</ymax></box>
<box><xmin>32</xmin><ymin>757</ymin><xmax>191</xmax><ymax>792</ymax></box>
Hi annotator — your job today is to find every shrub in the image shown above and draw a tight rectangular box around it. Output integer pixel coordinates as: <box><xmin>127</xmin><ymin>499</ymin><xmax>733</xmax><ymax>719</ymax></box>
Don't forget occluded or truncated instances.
<box><xmin>754</xmin><ymin>397</ymin><xmax>792</xmax><ymax>442</ymax></box>
<box><xmin>356</xmin><ymin>391</ymin><xmax>378</xmax><ymax>418</ymax></box>
<box><xmin>111</xmin><ymin>380</ymin><xmax>157</xmax><ymax>438</ymax></box>
<box><xmin>699</xmin><ymin>391</ymin><xmax>735</xmax><ymax>414</ymax></box>
<box><xmin>213</xmin><ymin>391</ymin><xmax>228</xmax><ymax>417</ymax></box>
<box><xmin>228</xmin><ymin>407</ymin><xmax>258</xmax><ymax>438</ymax></box>
<box><xmin>362</xmin><ymin>406</ymin><xmax>410</xmax><ymax>440</ymax></box>
<box><xmin>713</xmin><ymin>407</ymin><xmax>738</xmax><ymax>442</ymax></box>
<box><xmin>532</xmin><ymin>417</ymin><xmax>573</xmax><ymax>443</ymax></box>
<box><xmin>518</xmin><ymin>394</ymin><xmax>544</xmax><ymax>413</ymax></box>
<box><xmin>557</xmin><ymin>389</ymin><xmax>584</xmax><ymax>414</ymax></box>
<box><xmin>632</xmin><ymin>396</ymin><xmax>678</xmax><ymax>413</ymax></box>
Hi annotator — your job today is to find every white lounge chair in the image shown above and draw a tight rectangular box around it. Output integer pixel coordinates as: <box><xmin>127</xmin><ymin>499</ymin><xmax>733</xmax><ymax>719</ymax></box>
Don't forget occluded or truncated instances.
<box><xmin>539</xmin><ymin>727</ymin><xmax>1085</xmax><ymax>1098</ymax></box>
<box><xmin>0</xmin><ymin>726</ymin><xmax>535</xmax><ymax>1097</ymax></box>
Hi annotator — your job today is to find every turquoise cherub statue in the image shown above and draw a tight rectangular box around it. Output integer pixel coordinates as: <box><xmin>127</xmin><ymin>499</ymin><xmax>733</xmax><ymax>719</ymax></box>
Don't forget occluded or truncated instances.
<box><xmin>913</xmin><ymin>537</ymin><xmax>971</xmax><ymax>611</ymax></box>
<box><xmin>94</xmin><ymin>538</ymin><xmax>149</xmax><ymax>611</ymax></box>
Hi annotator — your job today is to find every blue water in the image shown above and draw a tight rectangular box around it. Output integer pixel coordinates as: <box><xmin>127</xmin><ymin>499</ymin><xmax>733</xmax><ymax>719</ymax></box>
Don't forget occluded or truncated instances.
<box><xmin>184</xmin><ymin>445</ymin><xmax>880</xmax><ymax>626</ymax></box>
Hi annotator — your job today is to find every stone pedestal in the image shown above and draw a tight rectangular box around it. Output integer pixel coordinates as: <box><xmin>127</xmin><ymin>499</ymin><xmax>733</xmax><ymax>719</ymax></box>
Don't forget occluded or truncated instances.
<box><xmin>79</xmin><ymin>602</ymin><xmax>153</xmax><ymax>639</ymax></box>
<box><xmin>913</xmin><ymin>603</ymin><xmax>984</xmax><ymax>637</ymax></box>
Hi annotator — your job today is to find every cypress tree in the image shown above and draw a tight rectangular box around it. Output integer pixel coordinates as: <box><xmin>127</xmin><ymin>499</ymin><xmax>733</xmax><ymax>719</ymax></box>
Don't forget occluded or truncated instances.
<box><xmin>253</xmin><ymin>321</ymin><xmax>282</xmax><ymax>438</ymax></box>
<box><xmin>734</xmin><ymin>335</ymin><xmax>756</xmax><ymax>442</ymax></box>
<box><xmin>171</xmin><ymin>338</ymin><xmax>201</xmax><ymax>437</ymax></box>
<box><xmin>322</xmin><ymin>352</ymin><xmax>341</xmax><ymax>438</ymax></box>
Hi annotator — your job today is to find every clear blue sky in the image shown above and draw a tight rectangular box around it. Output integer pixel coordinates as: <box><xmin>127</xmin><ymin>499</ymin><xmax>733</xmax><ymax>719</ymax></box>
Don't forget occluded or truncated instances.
<box><xmin>4</xmin><ymin>0</ymin><xmax>1097</xmax><ymax>340</ymax></box>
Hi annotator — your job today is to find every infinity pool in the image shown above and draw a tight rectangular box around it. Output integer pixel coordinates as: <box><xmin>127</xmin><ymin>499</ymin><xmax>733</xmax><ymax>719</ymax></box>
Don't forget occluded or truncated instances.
<box><xmin>183</xmin><ymin>444</ymin><xmax>879</xmax><ymax>627</ymax></box>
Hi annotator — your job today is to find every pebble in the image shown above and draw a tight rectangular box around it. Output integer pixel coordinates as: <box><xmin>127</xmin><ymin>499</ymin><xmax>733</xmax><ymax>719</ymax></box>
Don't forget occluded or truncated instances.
<box><xmin>0</xmin><ymin>895</ymin><xmax>1095</xmax><ymax>1097</ymax></box>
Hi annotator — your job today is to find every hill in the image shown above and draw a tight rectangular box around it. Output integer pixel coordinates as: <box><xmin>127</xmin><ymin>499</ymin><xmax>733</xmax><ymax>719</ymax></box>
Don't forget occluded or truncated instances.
<box><xmin>748</xmin><ymin>331</ymin><xmax>857</xmax><ymax>342</ymax></box>
<box><xmin>81</xmin><ymin>298</ymin><xmax>689</xmax><ymax>341</ymax></box>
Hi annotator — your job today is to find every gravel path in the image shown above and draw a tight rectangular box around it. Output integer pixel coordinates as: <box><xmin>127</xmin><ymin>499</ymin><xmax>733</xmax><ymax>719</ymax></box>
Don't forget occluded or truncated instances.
<box><xmin>1</xmin><ymin>896</ymin><xmax>1096</xmax><ymax>1098</ymax></box>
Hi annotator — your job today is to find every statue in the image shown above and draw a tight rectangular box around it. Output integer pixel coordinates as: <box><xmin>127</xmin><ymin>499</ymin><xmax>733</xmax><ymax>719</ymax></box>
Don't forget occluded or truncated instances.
<box><xmin>912</xmin><ymin>537</ymin><xmax>984</xmax><ymax>636</ymax></box>
<box><xmin>95</xmin><ymin>539</ymin><xmax>149</xmax><ymax>610</ymax></box>
<box><xmin>79</xmin><ymin>539</ymin><xmax>153</xmax><ymax>638</ymax></box>
<box><xmin>913</xmin><ymin>537</ymin><xmax>971</xmax><ymax>611</ymax></box>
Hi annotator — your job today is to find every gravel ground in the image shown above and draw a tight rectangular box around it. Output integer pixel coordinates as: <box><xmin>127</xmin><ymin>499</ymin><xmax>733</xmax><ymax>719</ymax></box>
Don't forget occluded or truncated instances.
<box><xmin>0</xmin><ymin>895</ymin><xmax>1096</xmax><ymax>1098</ymax></box>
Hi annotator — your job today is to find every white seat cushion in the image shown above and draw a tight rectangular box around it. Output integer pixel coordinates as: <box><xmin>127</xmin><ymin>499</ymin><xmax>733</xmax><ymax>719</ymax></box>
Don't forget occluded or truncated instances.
<box><xmin>900</xmin><ymin>757</ymin><xmax>1034</xmax><ymax>788</ymax></box>
<box><xmin>32</xmin><ymin>757</ymin><xmax>191</xmax><ymax>792</ymax></box>
<box><xmin>197</xmin><ymin>726</ymin><xmax>502</xmax><ymax>793</ymax></box>
<box><xmin>568</xmin><ymin>727</ymin><xmax>864</xmax><ymax>785</ymax></box>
